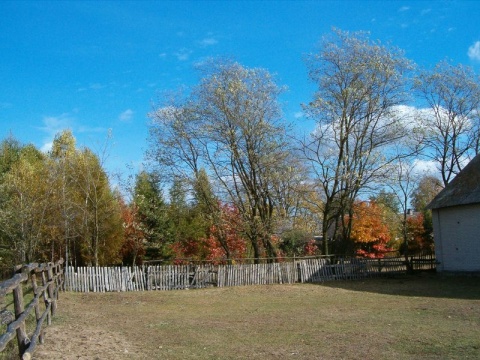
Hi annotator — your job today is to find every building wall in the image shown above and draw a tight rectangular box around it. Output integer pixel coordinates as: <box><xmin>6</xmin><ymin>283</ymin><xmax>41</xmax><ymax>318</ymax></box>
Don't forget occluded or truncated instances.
<box><xmin>433</xmin><ymin>204</ymin><xmax>480</xmax><ymax>272</ymax></box>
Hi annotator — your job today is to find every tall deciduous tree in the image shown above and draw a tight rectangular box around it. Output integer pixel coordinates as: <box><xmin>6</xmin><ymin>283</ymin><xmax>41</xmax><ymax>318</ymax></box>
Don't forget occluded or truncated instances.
<box><xmin>191</xmin><ymin>169</ymin><xmax>229</xmax><ymax>257</ymax></box>
<box><xmin>50</xmin><ymin>130</ymin><xmax>78</xmax><ymax>268</ymax></box>
<box><xmin>370</xmin><ymin>189</ymin><xmax>402</xmax><ymax>246</ymax></box>
<box><xmin>302</xmin><ymin>29</ymin><xmax>413</xmax><ymax>254</ymax></box>
<box><xmin>383</xmin><ymin>158</ymin><xmax>423</xmax><ymax>269</ymax></box>
<box><xmin>202</xmin><ymin>203</ymin><xmax>247</xmax><ymax>263</ymax></box>
<box><xmin>149</xmin><ymin>60</ymin><xmax>292</xmax><ymax>262</ymax></box>
<box><xmin>415</xmin><ymin>60</ymin><xmax>480</xmax><ymax>186</ymax></box>
<box><xmin>0</xmin><ymin>137</ymin><xmax>23</xmax><ymax>266</ymax></box>
<box><xmin>49</xmin><ymin>130</ymin><xmax>123</xmax><ymax>267</ymax></box>
<box><xmin>167</xmin><ymin>177</ymin><xmax>203</xmax><ymax>243</ymax></box>
<box><xmin>271</xmin><ymin>158</ymin><xmax>318</xmax><ymax>234</ymax></box>
<box><xmin>72</xmin><ymin>148</ymin><xmax>123</xmax><ymax>266</ymax></box>
<box><xmin>411</xmin><ymin>175</ymin><xmax>443</xmax><ymax>212</ymax></box>
<box><xmin>0</xmin><ymin>145</ymin><xmax>53</xmax><ymax>263</ymax></box>
<box><xmin>0</xmin><ymin>136</ymin><xmax>22</xmax><ymax>180</ymax></box>
<box><xmin>0</xmin><ymin>131</ymin><xmax>125</xmax><ymax>267</ymax></box>
<box><xmin>411</xmin><ymin>174</ymin><xmax>443</xmax><ymax>242</ymax></box>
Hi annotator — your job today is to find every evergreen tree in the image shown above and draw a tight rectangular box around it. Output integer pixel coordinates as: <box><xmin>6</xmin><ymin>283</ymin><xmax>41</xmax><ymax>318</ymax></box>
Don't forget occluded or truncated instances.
<box><xmin>133</xmin><ymin>170</ymin><xmax>170</xmax><ymax>260</ymax></box>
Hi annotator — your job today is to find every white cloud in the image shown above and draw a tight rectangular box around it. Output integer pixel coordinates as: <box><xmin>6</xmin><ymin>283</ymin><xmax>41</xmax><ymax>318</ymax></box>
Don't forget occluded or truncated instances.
<box><xmin>411</xmin><ymin>159</ymin><xmax>437</xmax><ymax>177</ymax></box>
<box><xmin>199</xmin><ymin>37</ymin><xmax>218</xmax><ymax>47</ymax></box>
<box><xmin>294</xmin><ymin>111</ymin><xmax>304</xmax><ymax>119</ymax></box>
<box><xmin>174</xmin><ymin>48</ymin><xmax>193</xmax><ymax>61</ymax></box>
<box><xmin>467</xmin><ymin>41</ymin><xmax>480</xmax><ymax>61</ymax></box>
<box><xmin>77</xmin><ymin>83</ymin><xmax>106</xmax><ymax>92</ymax></box>
<box><xmin>389</xmin><ymin>105</ymin><xmax>420</xmax><ymax>130</ymax></box>
<box><xmin>38</xmin><ymin>112</ymin><xmax>106</xmax><ymax>152</ymax></box>
<box><xmin>399</xmin><ymin>6</ymin><xmax>410</xmax><ymax>12</ymax></box>
<box><xmin>89</xmin><ymin>83</ymin><xmax>106</xmax><ymax>90</ymax></box>
<box><xmin>40</xmin><ymin>113</ymin><xmax>74</xmax><ymax>136</ymax></box>
<box><xmin>39</xmin><ymin>113</ymin><xmax>75</xmax><ymax>152</ymax></box>
<box><xmin>40</xmin><ymin>142</ymin><xmax>53</xmax><ymax>153</ymax></box>
<box><xmin>119</xmin><ymin>109</ymin><xmax>134</xmax><ymax>122</ymax></box>
<box><xmin>77</xmin><ymin>125</ymin><xmax>105</xmax><ymax>133</ymax></box>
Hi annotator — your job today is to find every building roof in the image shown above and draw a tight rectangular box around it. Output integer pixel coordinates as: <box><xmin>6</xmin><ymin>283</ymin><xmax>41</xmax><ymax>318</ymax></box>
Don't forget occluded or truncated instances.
<box><xmin>428</xmin><ymin>154</ymin><xmax>480</xmax><ymax>209</ymax></box>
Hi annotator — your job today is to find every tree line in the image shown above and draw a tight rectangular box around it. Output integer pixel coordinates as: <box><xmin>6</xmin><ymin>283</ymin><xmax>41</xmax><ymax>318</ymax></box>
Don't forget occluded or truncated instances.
<box><xmin>1</xmin><ymin>29</ymin><xmax>479</xmax><ymax>268</ymax></box>
<box><xmin>0</xmin><ymin>131</ymin><xmax>123</xmax><ymax>269</ymax></box>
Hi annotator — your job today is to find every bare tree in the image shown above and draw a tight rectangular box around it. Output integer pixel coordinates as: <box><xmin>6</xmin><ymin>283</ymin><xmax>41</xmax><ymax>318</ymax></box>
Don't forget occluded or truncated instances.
<box><xmin>302</xmin><ymin>29</ymin><xmax>414</xmax><ymax>254</ymax></box>
<box><xmin>384</xmin><ymin>158</ymin><xmax>424</xmax><ymax>271</ymax></box>
<box><xmin>414</xmin><ymin>60</ymin><xmax>480</xmax><ymax>186</ymax></box>
<box><xmin>149</xmin><ymin>60</ymin><xmax>293</xmax><ymax>262</ymax></box>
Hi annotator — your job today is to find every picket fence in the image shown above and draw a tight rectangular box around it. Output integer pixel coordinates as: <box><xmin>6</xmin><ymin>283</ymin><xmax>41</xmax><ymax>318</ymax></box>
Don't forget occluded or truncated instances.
<box><xmin>64</xmin><ymin>254</ymin><xmax>435</xmax><ymax>293</ymax></box>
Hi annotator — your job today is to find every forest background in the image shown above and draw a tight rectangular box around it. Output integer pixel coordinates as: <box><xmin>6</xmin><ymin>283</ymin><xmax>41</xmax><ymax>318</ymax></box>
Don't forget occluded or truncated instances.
<box><xmin>1</xmin><ymin>28</ymin><xmax>479</xmax><ymax>270</ymax></box>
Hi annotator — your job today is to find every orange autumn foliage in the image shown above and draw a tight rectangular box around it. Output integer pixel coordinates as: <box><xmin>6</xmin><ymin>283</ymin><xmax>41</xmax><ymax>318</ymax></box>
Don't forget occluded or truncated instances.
<box><xmin>350</xmin><ymin>200</ymin><xmax>392</xmax><ymax>258</ymax></box>
<box><xmin>405</xmin><ymin>212</ymin><xmax>432</xmax><ymax>252</ymax></box>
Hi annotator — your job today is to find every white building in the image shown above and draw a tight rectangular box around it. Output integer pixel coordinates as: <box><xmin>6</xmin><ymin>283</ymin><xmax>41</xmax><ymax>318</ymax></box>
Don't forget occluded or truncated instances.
<box><xmin>428</xmin><ymin>154</ymin><xmax>480</xmax><ymax>273</ymax></box>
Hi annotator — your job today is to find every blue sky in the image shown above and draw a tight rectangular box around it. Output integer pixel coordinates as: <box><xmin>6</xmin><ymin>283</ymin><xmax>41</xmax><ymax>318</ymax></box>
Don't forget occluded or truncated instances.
<box><xmin>1</xmin><ymin>0</ymin><xmax>480</xmax><ymax>181</ymax></box>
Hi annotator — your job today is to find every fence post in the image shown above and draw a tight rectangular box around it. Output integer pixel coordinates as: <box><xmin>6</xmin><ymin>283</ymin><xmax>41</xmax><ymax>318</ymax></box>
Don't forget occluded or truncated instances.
<box><xmin>13</xmin><ymin>278</ymin><xmax>29</xmax><ymax>355</ymax></box>
<box><xmin>30</xmin><ymin>272</ymin><xmax>45</xmax><ymax>345</ymax></box>
<box><xmin>47</xmin><ymin>265</ymin><xmax>57</xmax><ymax>317</ymax></box>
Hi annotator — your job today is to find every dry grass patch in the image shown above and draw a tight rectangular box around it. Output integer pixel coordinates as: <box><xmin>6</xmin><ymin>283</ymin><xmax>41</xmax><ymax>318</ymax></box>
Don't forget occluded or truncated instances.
<box><xmin>33</xmin><ymin>273</ymin><xmax>480</xmax><ymax>359</ymax></box>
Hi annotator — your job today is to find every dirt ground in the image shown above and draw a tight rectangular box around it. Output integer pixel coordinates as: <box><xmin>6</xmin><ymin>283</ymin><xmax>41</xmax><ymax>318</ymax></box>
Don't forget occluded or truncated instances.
<box><xmin>34</xmin><ymin>325</ymin><xmax>137</xmax><ymax>360</ymax></box>
<box><xmin>33</xmin><ymin>292</ymin><xmax>147</xmax><ymax>359</ymax></box>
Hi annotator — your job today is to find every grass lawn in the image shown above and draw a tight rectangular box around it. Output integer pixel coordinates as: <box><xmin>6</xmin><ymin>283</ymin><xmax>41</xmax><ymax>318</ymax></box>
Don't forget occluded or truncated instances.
<box><xmin>26</xmin><ymin>272</ymin><xmax>480</xmax><ymax>359</ymax></box>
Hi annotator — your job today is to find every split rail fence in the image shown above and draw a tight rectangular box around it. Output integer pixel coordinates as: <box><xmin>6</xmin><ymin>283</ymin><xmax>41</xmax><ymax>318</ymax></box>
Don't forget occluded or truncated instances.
<box><xmin>64</xmin><ymin>253</ymin><xmax>435</xmax><ymax>293</ymax></box>
<box><xmin>0</xmin><ymin>259</ymin><xmax>64</xmax><ymax>360</ymax></box>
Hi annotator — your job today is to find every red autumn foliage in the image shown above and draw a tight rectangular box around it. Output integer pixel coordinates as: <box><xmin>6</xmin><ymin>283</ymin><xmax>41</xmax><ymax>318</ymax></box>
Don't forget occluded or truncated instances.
<box><xmin>171</xmin><ymin>203</ymin><xmax>248</xmax><ymax>264</ymax></box>
<box><xmin>170</xmin><ymin>238</ymin><xmax>204</xmax><ymax>264</ymax></box>
<box><xmin>303</xmin><ymin>239</ymin><xmax>319</xmax><ymax>256</ymax></box>
<box><xmin>206</xmin><ymin>203</ymin><xmax>248</xmax><ymax>262</ymax></box>
<box><xmin>119</xmin><ymin>202</ymin><xmax>146</xmax><ymax>266</ymax></box>
<box><xmin>349</xmin><ymin>200</ymin><xmax>392</xmax><ymax>258</ymax></box>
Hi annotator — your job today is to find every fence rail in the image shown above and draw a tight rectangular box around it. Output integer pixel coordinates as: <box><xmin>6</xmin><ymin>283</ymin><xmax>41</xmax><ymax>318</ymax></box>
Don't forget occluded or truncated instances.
<box><xmin>64</xmin><ymin>253</ymin><xmax>435</xmax><ymax>293</ymax></box>
<box><xmin>0</xmin><ymin>259</ymin><xmax>64</xmax><ymax>360</ymax></box>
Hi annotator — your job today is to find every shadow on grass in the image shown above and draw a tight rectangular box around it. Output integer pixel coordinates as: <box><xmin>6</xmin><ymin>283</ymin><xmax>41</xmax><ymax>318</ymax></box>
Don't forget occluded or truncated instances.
<box><xmin>312</xmin><ymin>271</ymin><xmax>480</xmax><ymax>300</ymax></box>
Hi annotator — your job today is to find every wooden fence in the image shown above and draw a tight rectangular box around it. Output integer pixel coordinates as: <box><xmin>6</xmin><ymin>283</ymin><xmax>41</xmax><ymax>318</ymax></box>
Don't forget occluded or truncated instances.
<box><xmin>64</xmin><ymin>253</ymin><xmax>435</xmax><ymax>292</ymax></box>
<box><xmin>0</xmin><ymin>260</ymin><xmax>64</xmax><ymax>360</ymax></box>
